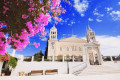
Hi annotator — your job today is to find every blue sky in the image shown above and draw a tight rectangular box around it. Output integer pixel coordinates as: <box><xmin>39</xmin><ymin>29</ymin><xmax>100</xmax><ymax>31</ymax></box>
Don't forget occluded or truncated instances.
<box><xmin>7</xmin><ymin>0</ymin><xmax>120</xmax><ymax>56</ymax></box>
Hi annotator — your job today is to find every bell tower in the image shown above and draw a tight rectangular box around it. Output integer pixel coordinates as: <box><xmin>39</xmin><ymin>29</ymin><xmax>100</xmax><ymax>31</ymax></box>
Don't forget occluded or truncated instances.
<box><xmin>50</xmin><ymin>25</ymin><xmax>57</xmax><ymax>40</ymax></box>
<box><xmin>86</xmin><ymin>25</ymin><xmax>96</xmax><ymax>43</ymax></box>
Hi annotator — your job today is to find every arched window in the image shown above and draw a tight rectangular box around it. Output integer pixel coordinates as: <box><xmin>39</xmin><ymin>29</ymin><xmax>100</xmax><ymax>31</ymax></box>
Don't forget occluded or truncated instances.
<box><xmin>60</xmin><ymin>47</ymin><xmax>62</xmax><ymax>51</ymax></box>
<box><xmin>79</xmin><ymin>47</ymin><xmax>81</xmax><ymax>51</ymax></box>
<box><xmin>67</xmin><ymin>47</ymin><xmax>69</xmax><ymax>51</ymax></box>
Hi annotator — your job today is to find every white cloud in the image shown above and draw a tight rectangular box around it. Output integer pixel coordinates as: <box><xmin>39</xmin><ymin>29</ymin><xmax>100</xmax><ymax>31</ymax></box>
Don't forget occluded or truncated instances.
<box><xmin>93</xmin><ymin>8</ymin><xmax>104</xmax><ymax>17</ymax></box>
<box><xmin>88</xmin><ymin>18</ymin><xmax>93</xmax><ymax>21</ymax></box>
<box><xmin>96</xmin><ymin>19</ymin><xmax>102</xmax><ymax>22</ymax></box>
<box><xmin>74</xmin><ymin>0</ymin><xmax>89</xmax><ymax>17</ymax></box>
<box><xmin>41</xmin><ymin>37</ymin><xmax>48</xmax><ymax>41</ymax></box>
<box><xmin>96</xmin><ymin>35</ymin><xmax>120</xmax><ymax>56</ymax></box>
<box><xmin>110</xmin><ymin>11</ymin><xmax>120</xmax><ymax>21</ymax></box>
<box><xmin>105</xmin><ymin>7</ymin><xmax>113</xmax><ymax>11</ymax></box>
<box><xmin>118</xmin><ymin>1</ymin><xmax>120</xmax><ymax>5</ymax></box>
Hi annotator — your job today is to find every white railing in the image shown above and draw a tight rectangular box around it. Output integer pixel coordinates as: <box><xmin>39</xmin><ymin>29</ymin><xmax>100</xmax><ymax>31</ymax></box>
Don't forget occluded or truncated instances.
<box><xmin>72</xmin><ymin>62</ymin><xmax>87</xmax><ymax>75</ymax></box>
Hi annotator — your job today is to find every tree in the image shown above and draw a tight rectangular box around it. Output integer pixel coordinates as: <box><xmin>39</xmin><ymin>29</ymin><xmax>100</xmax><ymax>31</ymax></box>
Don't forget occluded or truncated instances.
<box><xmin>0</xmin><ymin>0</ymin><xmax>66</xmax><ymax>55</ymax></box>
<box><xmin>44</xmin><ymin>38</ymin><xmax>49</xmax><ymax>59</ymax></box>
<box><xmin>34</xmin><ymin>50</ymin><xmax>43</xmax><ymax>61</ymax></box>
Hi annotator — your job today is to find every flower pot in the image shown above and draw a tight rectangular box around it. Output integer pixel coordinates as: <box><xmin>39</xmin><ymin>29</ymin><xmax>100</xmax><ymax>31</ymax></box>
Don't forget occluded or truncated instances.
<box><xmin>0</xmin><ymin>62</ymin><xmax>3</xmax><ymax>76</ymax></box>
<box><xmin>19</xmin><ymin>72</ymin><xmax>21</xmax><ymax>76</ymax></box>
<box><xmin>1</xmin><ymin>73</ymin><xmax>5</xmax><ymax>76</ymax></box>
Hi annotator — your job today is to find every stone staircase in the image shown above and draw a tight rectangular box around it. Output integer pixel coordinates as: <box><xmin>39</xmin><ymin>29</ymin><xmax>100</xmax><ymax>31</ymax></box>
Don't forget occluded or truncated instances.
<box><xmin>76</xmin><ymin>64</ymin><xmax>120</xmax><ymax>76</ymax></box>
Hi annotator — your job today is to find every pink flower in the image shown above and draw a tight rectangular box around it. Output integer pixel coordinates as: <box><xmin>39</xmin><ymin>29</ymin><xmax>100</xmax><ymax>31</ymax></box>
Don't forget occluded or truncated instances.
<box><xmin>34</xmin><ymin>42</ymin><xmax>40</xmax><ymax>48</ymax></box>
<box><xmin>28</xmin><ymin>8</ymin><xmax>34</xmax><ymax>12</ymax></box>
<box><xmin>22</xmin><ymin>14</ymin><xmax>28</xmax><ymax>19</ymax></box>
<box><xmin>3</xmin><ymin>6</ymin><xmax>9</xmax><ymax>14</ymax></box>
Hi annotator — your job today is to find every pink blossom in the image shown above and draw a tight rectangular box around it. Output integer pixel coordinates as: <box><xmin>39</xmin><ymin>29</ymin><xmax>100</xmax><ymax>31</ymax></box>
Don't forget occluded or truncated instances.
<box><xmin>0</xmin><ymin>23</ymin><xmax>3</xmax><ymax>28</ymax></box>
<box><xmin>22</xmin><ymin>14</ymin><xmax>28</xmax><ymax>19</ymax></box>
<box><xmin>28</xmin><ymin>8</ymin><xmax>34</xmax><ymax>12</ymax></box>
<box><xmin>3</xmin><ymin>6</ymin><xmax>9</xmax><ymax>14</ymax></box>
<box><xmin>34</xmin><ymin>42</ymin><xmax>40</xmax><ymax>48</ymax></box>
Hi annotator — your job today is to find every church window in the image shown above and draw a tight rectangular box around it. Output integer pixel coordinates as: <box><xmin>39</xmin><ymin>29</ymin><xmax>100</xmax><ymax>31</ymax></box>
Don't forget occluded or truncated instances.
<box><xmin>74</xmin><ymin>46</ymin><xmax>76</xmax><ymax>51</ymax></box>
<box><xmin>53</xmin><ymin>32</ymin><xmax>54</xmax><ymax>34</ymax></box>
<box><xmin>60</xmin><ymin>47</ymin><xmax>62</xmax><ymax>51</ymax></box>
<box><xmin>72</xmin><ymin>46</ymin><xmax>74</xmax><ymax>51</ymax></box>
<box><xmin>67</xmin><ymin>47</ymin><xmax>69</xmax><ymax>51</ymax></box>
<box><xmin>51</xmin><ymin>32</ymin><xmax>52</xmax><ymax>34</ymax></box>
<box><xmin>79</xmin><ymin>47</ymin><xmax>81</xmax><ymax>51</ymax></box>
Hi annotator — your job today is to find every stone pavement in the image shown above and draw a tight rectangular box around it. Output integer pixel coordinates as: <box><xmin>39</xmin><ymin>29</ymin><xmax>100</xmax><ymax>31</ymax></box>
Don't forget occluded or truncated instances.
<box><xmin>0</xmin><ymin>74</ymin><xmax>120</xmax><ymax>80</ymax></box>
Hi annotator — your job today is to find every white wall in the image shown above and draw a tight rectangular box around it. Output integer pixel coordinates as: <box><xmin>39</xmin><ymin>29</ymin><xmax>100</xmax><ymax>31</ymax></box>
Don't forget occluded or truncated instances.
<box><xmin>11</xmin><ymin>61</ymin><xmax>84</xmax><ymax>76</ymax></box>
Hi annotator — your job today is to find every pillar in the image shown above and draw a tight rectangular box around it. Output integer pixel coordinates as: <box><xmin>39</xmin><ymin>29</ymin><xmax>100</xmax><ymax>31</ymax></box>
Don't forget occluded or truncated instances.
<box><xmin>42</xmin><ymin>56</ymin><xmax>44</xmax><ymax>62</ymax></box>
<box><xmin>31</xmin><ymin>56</ymin><xmax>34</xmax><ymax>62</ymax></box>
<box><xmin>52</xmin><ymin>56</ymin><xmax>55</xmax><ymax>62</ymax></box>
<box><xmin>72</xmin><ymin>56</ymin><xmax>74</xmax><ymax>62</ymax></box>
<box><xmin>0</xmin><ymin>62</ymin><xmax>3</xmax><ymax>76</ymax></box>
<box><xmin>18</xmin><ymin>55</ymin><xmax>24</xmax><ymax>62</ymax></box>
<box><xmin>110</xmin><ymin>56</ymin><xmax>113</xmax><ymax>61</ymax></box>
<box><xmin>12</xmin><ymin>49</ymin><xmax>16</xmax><ymax>57</ymax></box>
<box><xmin>62</xmin><ymin>56</ymin><xmax>64</xmax><ymax>62</ymax></box>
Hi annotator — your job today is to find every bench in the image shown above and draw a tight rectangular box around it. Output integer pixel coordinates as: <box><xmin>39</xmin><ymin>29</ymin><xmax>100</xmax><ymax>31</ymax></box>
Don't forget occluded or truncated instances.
<box><xmin>28</xmin><ymin>70</ymin><xmax>43</xmax><ymax>76</ymax></box>
<box><xmin>45</xmin><ymin>69</ymin><xmax>58</xmax><ymax>75</ymax></box>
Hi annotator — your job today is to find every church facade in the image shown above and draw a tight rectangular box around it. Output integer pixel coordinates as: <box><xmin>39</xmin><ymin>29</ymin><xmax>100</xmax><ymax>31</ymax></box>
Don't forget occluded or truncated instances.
<box><xmin>47</xmin><ymin>25</ymin><xmax>103</xmax><ymax>65</ymax></box>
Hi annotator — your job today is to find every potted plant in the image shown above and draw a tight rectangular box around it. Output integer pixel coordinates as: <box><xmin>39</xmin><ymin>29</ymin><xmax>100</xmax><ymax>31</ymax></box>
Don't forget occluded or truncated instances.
<box><xmin>0</xmin><ymin>53</ymin><xmax>10</xmax><ymax>76</ymax></box>
<box><xmin>1</xmin><ymin>70</ymin><xmax>5</xmax><ymax>76</ymax></box>
<box><xmin>18</xmin><ymin>72</ymin><xmax>21</xmax><ymax>76</ymax></box>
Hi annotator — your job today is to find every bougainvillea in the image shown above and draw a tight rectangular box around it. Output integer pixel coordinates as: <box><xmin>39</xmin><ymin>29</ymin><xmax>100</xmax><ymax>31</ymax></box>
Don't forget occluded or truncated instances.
<box><xmin>0</xmin><ymin>0</ymin><xmax>67</xmax><ymax>55</ymax></box>
<box><xmin>0</xmin><ymin>52</ymin><xmax>10</xmax><ymax>62</ymax></box>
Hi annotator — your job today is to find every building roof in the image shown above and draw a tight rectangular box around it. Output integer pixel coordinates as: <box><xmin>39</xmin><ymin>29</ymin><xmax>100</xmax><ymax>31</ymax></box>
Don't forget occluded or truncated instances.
<box><xmin>59</xmin><ymin>36</ymin><xmax>87</xmax><ymax>43</ymax></box>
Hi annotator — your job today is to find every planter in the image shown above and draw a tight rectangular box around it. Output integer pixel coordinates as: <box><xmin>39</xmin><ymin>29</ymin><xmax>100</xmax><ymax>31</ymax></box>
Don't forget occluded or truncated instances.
<box><xmin>18</xmin><ymin>72</ymin><xmax>21</xmax><ymax>76</ymax></box>
<box><xmin>1</xmin><ymin>73</ymin><xmax>5</xmax><ymax>76</ymax></box>
<box><xmin>0</xmin><ymin>62</ymin><xmax>3</xmax><ymax>76</ymax></box>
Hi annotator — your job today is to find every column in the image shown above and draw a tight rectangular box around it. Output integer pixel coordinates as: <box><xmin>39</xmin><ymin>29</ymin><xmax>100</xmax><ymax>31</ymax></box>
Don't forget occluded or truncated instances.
<box><xmin>72</xmin><ymin>56</ymin><xmax>74</xmax><ymax>62</ymax></box>
<box><xmin>62</xmin><ymin>56</ymin><xmax>64</xmax><ymax>62</ymax></box>
<box><xmin>98</xmin><ymin>46</ymin><xmax>103</xmax><ymax>65</ymax></box>
<box><xmin>110</xmin><ymin>56</ymin><xmax>113</xmax><ymax>61</ymax></box>
<box><xmin>0</xmin><ymin>62</ymin><xmax>3</xmax><ymax>76</ymax></box>
<box><xmin>12</xmin><ymin>49</ymin><xmax>16</xmax><ymax>57</ymax></box>
<box><xmin>18</xmin><ymin>55</ymin><xmax>24</xmax><ymax>62</ymax></box>
<box><xmin>86</xmin><ymin>47</ymin><xmax>90</xmax><ymax>66</ymax></box>
<box><xmin>52</xmin><ymin>56</ymin><xmax>55</xmax><ymax>62</ymax></box>
<box><xmin>31</xmin><ymin>56</ymin><xmax>34</xmax><ymax>62</ymax></box>
<box><xmin>42</xmin><ymin>56</ymin><xmax>44</xmax><ymax>62</ymax></box>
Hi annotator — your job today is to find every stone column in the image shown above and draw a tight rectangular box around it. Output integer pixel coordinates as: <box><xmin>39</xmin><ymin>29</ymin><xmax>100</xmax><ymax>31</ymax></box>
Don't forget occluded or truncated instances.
<box><xmin>62</xmin><ymin>56</ymin><xmax>64</xmax><ymax>62</ymax></box>
<box><xmin>98</xmin><ymin>46</ymin><xmax>103</xmax><ymax>65</ymax></box>
<box><xmin>52</xmin><ymin>56</ymin><xmax>55</xmax><ymax>62</ymax></box>
<box><xmin>42</xmin><ymin>56</ymin><xmax>44</xmax><ymax>62</ymax></box>
<box><xmin>31</xmin><ymin>56</ymin><xmax>34</xmax><ymax>62</ymax></box>
<box><xmin>0</xmin><ymin>62</ymin><xmax>3</xmax><ymax>76</ymax></box>
<box><xmin>86</xmin><ymin>47</ymin><xmax>90</xmax><ymax>66</ymax></box>
<box><xmin>18</xmin><ymin>55</ymin><xmax>24</xmax><ymax>62</ymax></box>
<box><xmin>12</xmin><ymin>49</ymin><xmax>16</xmax><ymax>57</ymax></box>
<box><xmin>110</xmin><ymin>56</ymin><xmax>113</xmax><ymax>61</ymax></box>
<box><xmin>72</xmin><ymin>56</ymin><xmax>74</xmax><ymax>62</ymax></box>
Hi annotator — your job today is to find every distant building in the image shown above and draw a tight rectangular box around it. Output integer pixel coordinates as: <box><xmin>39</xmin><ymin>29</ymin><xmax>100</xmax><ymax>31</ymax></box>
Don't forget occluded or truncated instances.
<box><xmin>47</xmin><ymin>25</ymin><xmax>102</xmax><ymax>65</ymax></box>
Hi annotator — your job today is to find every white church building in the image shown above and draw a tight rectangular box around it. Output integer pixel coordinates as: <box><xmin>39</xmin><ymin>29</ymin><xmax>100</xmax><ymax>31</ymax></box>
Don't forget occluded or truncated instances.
<box><xmin>47</xmin><ymin>25</ymin><xmax>103</xmax><ymax>65</ymax></box>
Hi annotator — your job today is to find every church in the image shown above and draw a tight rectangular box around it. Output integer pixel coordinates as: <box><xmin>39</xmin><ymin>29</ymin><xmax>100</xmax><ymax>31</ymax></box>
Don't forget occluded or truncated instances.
<box><xmin>47</xmin><ymin>25</ymin><xmax>103</xmax><ymax>65</ymax></box>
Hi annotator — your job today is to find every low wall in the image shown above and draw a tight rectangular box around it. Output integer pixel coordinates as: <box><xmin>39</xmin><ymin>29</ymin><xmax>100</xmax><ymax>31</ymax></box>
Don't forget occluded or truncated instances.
<box><xmin>11</xmin><ymin>61</ymin><xmax>84</xmax><ymax>76</ymax></box>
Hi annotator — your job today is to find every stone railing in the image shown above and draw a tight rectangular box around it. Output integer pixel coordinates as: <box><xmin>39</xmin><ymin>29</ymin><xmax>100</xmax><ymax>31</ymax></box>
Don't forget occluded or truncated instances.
<box><xmin>18</xmin><ymin>55</ymin><xmax>83</xmax><ymax>62</ymax></box>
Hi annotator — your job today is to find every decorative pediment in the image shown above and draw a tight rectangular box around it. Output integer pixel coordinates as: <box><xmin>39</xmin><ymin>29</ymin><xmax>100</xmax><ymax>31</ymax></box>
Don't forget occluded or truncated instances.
<box><xmin>59</xmin><ymin>36</ymin><xmax>87</xmax><ymax>43</ymax></box>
